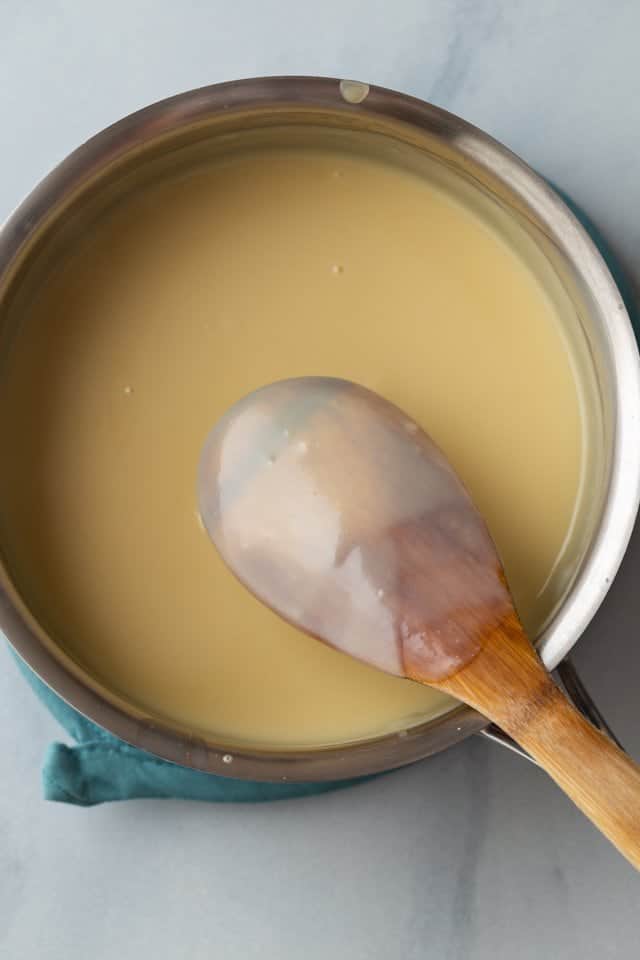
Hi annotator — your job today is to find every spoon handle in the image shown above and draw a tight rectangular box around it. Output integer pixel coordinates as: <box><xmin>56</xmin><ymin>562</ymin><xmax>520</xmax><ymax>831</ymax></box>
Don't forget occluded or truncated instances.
<box><xmin>436</xmin><ymin>621</ymin><xmax>640</xmax><ymax>870</ymax></box>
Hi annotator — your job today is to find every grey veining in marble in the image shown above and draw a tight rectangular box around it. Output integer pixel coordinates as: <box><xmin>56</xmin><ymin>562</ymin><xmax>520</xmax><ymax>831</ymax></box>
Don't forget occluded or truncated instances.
<box><xmin>2</xmin><ymin>1</ymin><xmax>640</xmax><ymax>957</ymax></box>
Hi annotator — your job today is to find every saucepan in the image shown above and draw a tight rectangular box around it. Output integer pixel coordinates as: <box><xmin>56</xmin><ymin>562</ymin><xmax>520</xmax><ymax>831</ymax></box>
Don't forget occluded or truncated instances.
<box><xmin>1</xmin><ymin>77</ymin><xmax>639</xmax><ymax>780</ymax></box>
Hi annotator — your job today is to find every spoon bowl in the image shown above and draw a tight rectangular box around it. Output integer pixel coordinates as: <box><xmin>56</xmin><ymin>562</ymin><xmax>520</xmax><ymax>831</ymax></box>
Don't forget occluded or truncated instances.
<box><xmin>199</xmin><ymin>377</ymin><xmax>510</xmax><ymax>681</ymax></box>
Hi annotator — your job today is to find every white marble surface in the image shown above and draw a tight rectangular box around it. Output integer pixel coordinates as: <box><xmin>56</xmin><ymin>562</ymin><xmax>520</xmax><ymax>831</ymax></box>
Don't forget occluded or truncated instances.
<box><xmin>2</xmin><ymin>1</ymin><xmax>640</xmax><ymax>956</ymax></box>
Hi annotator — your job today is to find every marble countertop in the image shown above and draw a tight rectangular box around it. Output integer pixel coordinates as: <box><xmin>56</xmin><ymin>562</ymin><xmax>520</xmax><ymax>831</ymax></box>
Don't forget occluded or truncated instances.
<box><xmin>2</xmin><ymin>2</ymin><xmax>639</xmax><ymax>956</ymax></box>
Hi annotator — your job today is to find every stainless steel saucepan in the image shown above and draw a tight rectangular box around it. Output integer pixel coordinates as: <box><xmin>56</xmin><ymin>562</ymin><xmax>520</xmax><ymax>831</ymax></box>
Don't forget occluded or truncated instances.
<box><xmin>1</xmin><ymin>77</ymin><xmax>638</xmax><ymax>780</ymax></box>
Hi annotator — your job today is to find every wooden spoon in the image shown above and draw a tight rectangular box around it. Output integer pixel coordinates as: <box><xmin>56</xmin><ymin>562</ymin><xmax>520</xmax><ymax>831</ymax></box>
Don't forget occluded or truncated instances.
<box><xmin>198</xmin><ymin>376</ymin><xmax>640</xmax><ymax>869</ymax></box>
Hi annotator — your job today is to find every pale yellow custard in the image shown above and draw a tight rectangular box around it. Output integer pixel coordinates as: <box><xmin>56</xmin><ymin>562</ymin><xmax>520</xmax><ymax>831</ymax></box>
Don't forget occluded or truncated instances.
<box><xmin>0</xmin><ymin>137</ymin><xmax>587</xmax><ymax>747</ymax></box>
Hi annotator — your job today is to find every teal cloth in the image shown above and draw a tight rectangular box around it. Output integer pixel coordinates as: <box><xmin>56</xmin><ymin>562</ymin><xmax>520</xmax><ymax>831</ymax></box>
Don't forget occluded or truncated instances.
<box><xmin>8</xmin><ymin>183</ymin><xmax>638</xmax><ymax>806</ymax></box>
<box><xmin>13</xmin><ymin>652</ymin><xmax>368</xmax><ymax>805</ymax></box>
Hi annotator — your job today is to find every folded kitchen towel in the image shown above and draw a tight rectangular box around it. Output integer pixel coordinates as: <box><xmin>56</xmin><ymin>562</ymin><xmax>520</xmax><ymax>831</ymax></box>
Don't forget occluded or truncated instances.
<box><xmin>13</xmin><ymin>651</ymin><xmax>369</xmax><ymax>805</ymax></box>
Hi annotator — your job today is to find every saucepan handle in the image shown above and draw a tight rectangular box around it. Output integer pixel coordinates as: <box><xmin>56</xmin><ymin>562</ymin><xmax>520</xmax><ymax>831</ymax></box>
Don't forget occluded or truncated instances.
<box><xmin>479</xmin><ymin>657</ymin><xmax>624</xmax><ymax>762</ymax></box>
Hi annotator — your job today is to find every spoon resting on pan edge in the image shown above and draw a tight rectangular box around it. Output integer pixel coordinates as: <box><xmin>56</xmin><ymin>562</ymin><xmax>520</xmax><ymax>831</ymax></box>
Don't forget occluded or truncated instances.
<box><xmin>198</xmin><ymin>376</ymin><xmax>640</xmax><ymax>870</ymax></box>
